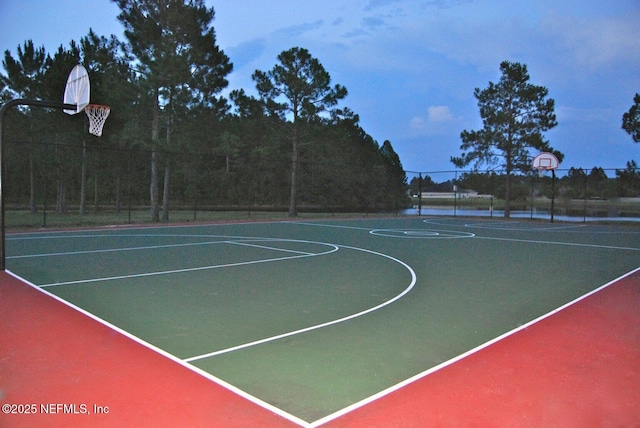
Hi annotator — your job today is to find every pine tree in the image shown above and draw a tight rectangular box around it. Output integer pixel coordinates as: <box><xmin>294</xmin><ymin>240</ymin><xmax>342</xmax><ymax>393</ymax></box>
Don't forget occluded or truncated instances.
<box><xmin>452</xmin><ymin>61</ymin><xmax>561</xmax><ymax>217</ymax></box>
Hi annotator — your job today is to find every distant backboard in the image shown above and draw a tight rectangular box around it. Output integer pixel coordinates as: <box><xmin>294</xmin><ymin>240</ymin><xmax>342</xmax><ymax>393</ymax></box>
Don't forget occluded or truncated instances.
<box><xmin>63</xmin><ymin>64</ymin><xmax>90</xmax><ymax>115</ymax></box>
<box><xmin>532</xmin><ymin>152</ymin><xmax>559</xmax><ymax>171</ymax></box>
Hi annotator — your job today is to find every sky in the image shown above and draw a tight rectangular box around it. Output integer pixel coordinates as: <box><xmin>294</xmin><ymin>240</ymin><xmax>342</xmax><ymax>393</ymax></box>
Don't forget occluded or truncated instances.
<box><xmin>1</xmin><ymin>0</ymin><xmax>639</xmax><ymax>176</ymax></box>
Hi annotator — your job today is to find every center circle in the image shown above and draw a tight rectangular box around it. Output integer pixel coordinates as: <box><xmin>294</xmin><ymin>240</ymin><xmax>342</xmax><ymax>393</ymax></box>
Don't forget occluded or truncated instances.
<box><xmin>370</xmin><ymin>229</ymin><xmax>475</xmax><ymax>239</ymax></box>
<box><xmin>404</xmin><ymin>230</ymin><xmax>440</xmax><ymax>236</ymax></box>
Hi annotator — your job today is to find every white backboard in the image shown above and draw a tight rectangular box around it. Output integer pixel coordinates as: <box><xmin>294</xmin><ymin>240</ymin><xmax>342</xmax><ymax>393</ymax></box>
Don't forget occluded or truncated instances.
<box><xmin>532</xmin><ymin>152</ymin><xmax>559</xmax><ymax>170</ymax></box>
<box><xmin>63</xmin><ymin>65</ymin><xmax>90</xmax><ymax>115</ymax></box>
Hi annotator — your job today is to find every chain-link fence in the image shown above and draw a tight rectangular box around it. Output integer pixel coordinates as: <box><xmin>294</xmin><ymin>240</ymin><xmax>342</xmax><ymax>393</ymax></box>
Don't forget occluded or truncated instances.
<box><xmin>4</xmin><ymin>139</ymin><xmax>409</xmax><ymax>228</ymax></box>
<box><xmin>5</xmin><ymin>138</ymin><xmax>639</xmax><ymax>228</ymax></box>
<box><xmin>405</xmin><ymin>168</ymin><xmax>640</xmax><ymax>222</ymax></box>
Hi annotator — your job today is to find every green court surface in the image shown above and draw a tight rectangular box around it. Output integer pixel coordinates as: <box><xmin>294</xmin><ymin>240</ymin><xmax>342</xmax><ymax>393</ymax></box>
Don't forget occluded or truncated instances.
<box><xmin>7</xmin><ymin>218</ymin><xmax>640</xmax><ymax>423</ymax></box>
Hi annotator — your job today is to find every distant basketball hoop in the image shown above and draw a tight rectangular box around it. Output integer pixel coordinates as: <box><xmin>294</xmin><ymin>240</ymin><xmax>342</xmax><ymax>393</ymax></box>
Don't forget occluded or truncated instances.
<box><xmin>532</xmin><ymin>152</ymin><xmax>560</xmax><ymax>223</ymax></box>
<box><xmin>532</xmin><ymin>152</ymin><xmax>559</xmax><ymax>171</ymax></box>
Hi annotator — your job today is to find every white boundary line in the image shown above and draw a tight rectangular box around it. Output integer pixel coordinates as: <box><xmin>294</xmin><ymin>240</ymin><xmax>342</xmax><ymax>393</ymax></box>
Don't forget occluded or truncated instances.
<box><xmin>7</xmin><ymin>240</ymin><xmax>226</xmax><ymax>259</ymax></box>
<box><xmin>9</xmin><ymin>220</ymin><xmax>638</xmax><ymax>426</ymax></box>
<box><xmin>225</xmin><ymin>240</ymin><xmax>315</xmax><ymax>255</ymax></box>
<box><xmin>309</xmin><ymin>265</ymin><xmax>640</xmax><ymax>427</ymax></box>
<box><xmin>370</xmin><ymin>228</ymin><xmax>475</xmax><ymax>239</ymax></box>
<box><xmin>36</xmin><ymin>238</ymin><xmax>338</xmax><ymax>288</ymax></box>
<box><xmin>283</xmin><ymin>221</ymin><xmax>374</xmax><ymax>231</ymax></box>
<box><xmin>10</xmin><ymin>229</ymin><xmax>417</xmax><ymax>427</ymax></box>
<box><xmin>422</xmin><ymin>218</ymin><xmax>640</xmax><ymax>234</ymax></box>
<box><xmin>184</xmin><ymin>244</ymin><xmax>416</xmax><ymax>361</ymax></box>
<box><xmin>473</xmin><ymin>235</ymin><xmax>640</xmax><ymax>251</ymax></box>
<box><xmin>290</xmin><ymin>221</ymin><xmax>476</xmax><ymax>239</ymax></box>
<box><xmin>463</xmin><ymin>220</ymin><xmax>587</xmax><ymax>231</ymax></box>
<box><xmin>5</xmin><ymin>269</ymin><xmax>311</xmax><ymax>427</ymax></box>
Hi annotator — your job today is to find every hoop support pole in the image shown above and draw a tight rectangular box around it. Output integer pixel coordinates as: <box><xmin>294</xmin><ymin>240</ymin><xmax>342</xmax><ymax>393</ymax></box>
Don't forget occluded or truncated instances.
<box><xmin>0</xmin><ymin>99</ymin><xmax>76</xmax><ymax>270</ymax></box>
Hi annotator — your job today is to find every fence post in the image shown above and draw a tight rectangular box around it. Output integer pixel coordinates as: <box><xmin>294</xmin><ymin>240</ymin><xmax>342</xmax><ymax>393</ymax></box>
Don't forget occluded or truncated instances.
<box><xmin>0</xmin><ymin>99</ymin><xmax>76</xmax><ymax>270</ymax></box>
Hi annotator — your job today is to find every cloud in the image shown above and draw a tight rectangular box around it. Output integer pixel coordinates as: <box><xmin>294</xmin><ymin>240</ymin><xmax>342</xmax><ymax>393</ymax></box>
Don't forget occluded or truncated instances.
<box><xmin>365</xmin><ymin>0</ymin><xmax>404</xmax><ymax>12</ymax></box>
<box><xmin>214</xmin><ymin>0</ymin><xmax>639</xmax><ymax>173</ymax></box>
<box><xmin>541</xmin><ymin>9</ymin><xmax>640</xmax><ymax>72</ymax></box>
<box><xmin>409</xmin><ymin>116</ymin><xmax>426</xmax><ymax>130</ymax></box>
<box><xmin>426</xmin><ymin>0</ymin><xmax>475</xmax><ymax>9</ymax></box>
<box><xmin>362</xmin><ymin>16</ymin><xmax>387</xmax><ymax>29</ymax></box>
<box><xmin>226</xmin><ymin>38</ymin><xmax>266</xmax><ymax>70</ymax></box>
<box><xmin>343</xmin><ymin>28</ymin><xmax>369</xmax><ymax>39</ymax></box>
<box><xmin>274</xmin><ymin>20</ymin><xmax>324</xmax><ymax>39</ymax></box>
<box><xmin>428</xmin><ymin>105</ymin><xmax>454</xmax><ymax>122</ymax></box>
<box><xmin>409</xmin><ymin>105</ymin><xmax>458</xmax><ymax>138</ymax></box>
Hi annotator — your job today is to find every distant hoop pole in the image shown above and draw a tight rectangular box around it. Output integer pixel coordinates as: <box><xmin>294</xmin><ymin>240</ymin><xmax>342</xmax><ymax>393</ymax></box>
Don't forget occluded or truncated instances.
<box><xmin>0</xmin><ymin>99</ymin><xmax>76</xmax><ymax>271</ymax></box>
<box><xmin>532</xmin><ymin>152</ymin><xmax>560</xmax><ymax>224</ymax></box>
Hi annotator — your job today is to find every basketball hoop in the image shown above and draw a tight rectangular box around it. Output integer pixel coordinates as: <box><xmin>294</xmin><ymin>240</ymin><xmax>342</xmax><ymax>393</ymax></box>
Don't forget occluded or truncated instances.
<box><xmin>84</xmin><ymin>104</ymin><xmax>110</xmax><ymax>136</ymax></box>
<box><xmin>532</xmin><ymin>152</ymin><xmax>559</xmax><ymax>171</ymax></box>
<box><xmin>532</xmin><ymin>152</ymin><xmax>560</xmax><ymax>223</ymax></box>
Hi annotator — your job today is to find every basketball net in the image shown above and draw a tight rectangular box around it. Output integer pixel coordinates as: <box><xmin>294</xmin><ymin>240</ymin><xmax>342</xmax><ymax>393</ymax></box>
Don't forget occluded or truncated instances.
<box><xmin>84</xmin><ymin>104</ymin><xmax>110</xmax><ymax>136</ymax></box>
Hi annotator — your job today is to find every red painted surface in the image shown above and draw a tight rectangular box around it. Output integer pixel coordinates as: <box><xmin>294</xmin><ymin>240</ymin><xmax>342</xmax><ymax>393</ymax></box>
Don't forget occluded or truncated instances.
<box><xmin>324</xmin><ymin>270</ymin><xmax>640</xmax><ymax>427</ymax></box>
<box><xmin>0</xmin><ymin>273</ymin><xmax>295</xmax><ymax>427</ymax></box>
<box><xmin>2</xmin><ymin>268</ymin><xmax>639</xmax><ymax>427</ymax></box>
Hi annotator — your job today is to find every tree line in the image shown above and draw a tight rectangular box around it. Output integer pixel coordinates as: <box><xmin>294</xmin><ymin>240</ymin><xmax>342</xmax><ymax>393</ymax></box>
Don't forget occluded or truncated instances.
<box><xmin>3</xmin><ymin>1</ymin><xmax>638</xmax><ymax>221</ymax></box>
<box><xmin>409</xmin><ymin>163</ymin><xmax>640</xmax><ymax>204</ymax></box>
<box><xmin>0</xmin><ymin>0</ymin><xmax>408</xmax><ymax>221</ymax></box>
<box><xmin>450</xmin><ymin>61</ymin><xmax>639</xmax><ymax>217</ymax></box>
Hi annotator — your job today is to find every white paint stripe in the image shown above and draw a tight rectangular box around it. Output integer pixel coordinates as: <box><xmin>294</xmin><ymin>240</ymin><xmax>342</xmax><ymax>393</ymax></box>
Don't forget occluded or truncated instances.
<box><xmin>285</xmin><ymin>221</ymin><xmax>373</xmax><ymax>231</ymax></box>
<box><xmin>8</xmin><ymin>232</ymin><xmax>305</xmax><ymax>259</ymax></box>
<box><xmin>422</xmin><ymin>218</ymin><xmax>640</xmax><ymax>234</ymax></box>
<box><xmin>7</xmin><ymin>240</ymin><xmax>226</xmax><ymax>259</ymax></box>
<box><xmin>289</xmin><ymin>221</ymin><xmax>476</xmax><ymax>239</ymax></box>
<box><xmin>5</xmin><ymin>218</ymin><xmax>290</xmax><ymax>239</ymax></box>
<box><xmin>370</xmin><ymin>228</ymin><xmax>475</xmax><ymax>239</ymax></box>
<box><xmin>225</xmin><ymin>240</ymin><xmax>315</xmax><ymax>255</ymax></box>
<box><xmin>5</xmin><ymin>270</ymin><xmax>311</xmax><ymax>427</ymax></box>
<box><xmin>10</xmin><ymin>233</ymin><xmax>291</xmax><ymax>240</ymax></box>
<box><xmin>464</xmin><ymin>221</ymin><xmax>587</xmax><ymax>231</ymax></box>
<box><xmin>309</xmin><ymin>265</ymin><xmax>640</xmax><ymax>427</ymax></box>
<box><xmin>39</xmin><ymin>242</ymin><xmax>339</xmax><ymax>288</ymax></box>
<box><xmin>474</xmin><ymin>235</ymin><xmax>640</xmax><ymax>251</ymax></box>
<box><xmin>184</xmin><ymin>244</ymin><xmax>417</xmax><ymax>362</ymax></box>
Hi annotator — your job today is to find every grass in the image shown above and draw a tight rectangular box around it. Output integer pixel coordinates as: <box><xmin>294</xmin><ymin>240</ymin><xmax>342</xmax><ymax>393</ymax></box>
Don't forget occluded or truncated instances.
<box><xmin>4</xmin><ymin>208</ymin><xmax>402</xmax><ymax>231</ymax></box>
<box><xmin>7</xmin><ymin>196</ymin><xmax>639</xmax><ymax>231</ymax></box>
<box><xmin>413</xmin><ymin>196</ymin><xmax>640</xmax><ymax>217</ymax></box>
